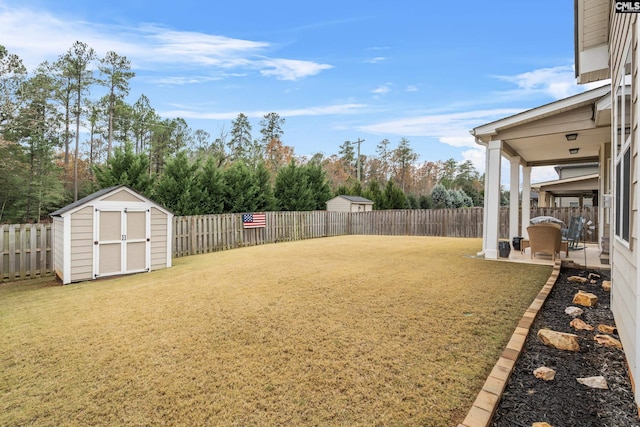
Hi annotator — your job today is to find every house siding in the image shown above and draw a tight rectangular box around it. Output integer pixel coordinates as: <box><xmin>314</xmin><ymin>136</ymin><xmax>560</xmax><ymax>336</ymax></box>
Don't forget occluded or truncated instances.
<box><xmin>150</xmin><ymin>207</ymin><xmax>169</xmax><ymax>271</ymax></box>
<box><xmin>610</xmin><ymin>13</ymin><xmax>640</xmax><ymax>400</ymax></box>
<box><xmin>70</xmin><ymin>206</ymin><xmax>94</xmax><ymax>282</ymax></box>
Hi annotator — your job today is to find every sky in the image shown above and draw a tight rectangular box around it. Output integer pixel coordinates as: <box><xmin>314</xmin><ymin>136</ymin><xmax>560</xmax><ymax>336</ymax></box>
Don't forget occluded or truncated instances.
<box><xmin>0</xmin><ymin>0</ymin><xmax>608</xmax><ymax>184</ymax></box>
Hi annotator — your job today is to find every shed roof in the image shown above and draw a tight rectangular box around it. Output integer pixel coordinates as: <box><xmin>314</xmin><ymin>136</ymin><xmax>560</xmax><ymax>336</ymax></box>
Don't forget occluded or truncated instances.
<box><xmin>50</xmin><ymin>185</ymin><xmax>171</xmax><ymax>217</ymax></box>
<box><xmin>335</xmin><ymin>195</ymin><xmax>374</xmax><ymax>204</ymax></box>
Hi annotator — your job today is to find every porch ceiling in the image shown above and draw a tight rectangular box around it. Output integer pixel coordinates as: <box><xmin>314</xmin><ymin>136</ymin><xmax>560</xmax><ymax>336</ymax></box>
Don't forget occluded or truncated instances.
<box><xmin>471</xmin><ymin>85</ymin><xmax>611</xmax><ymax>167</ymax></box>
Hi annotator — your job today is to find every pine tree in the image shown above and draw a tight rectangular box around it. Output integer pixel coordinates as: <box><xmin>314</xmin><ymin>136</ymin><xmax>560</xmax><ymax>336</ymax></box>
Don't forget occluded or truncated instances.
<box><xmin>93</xmin><ymin>142</ymin><xmax>154</xmax><ymax>196</ymax></box>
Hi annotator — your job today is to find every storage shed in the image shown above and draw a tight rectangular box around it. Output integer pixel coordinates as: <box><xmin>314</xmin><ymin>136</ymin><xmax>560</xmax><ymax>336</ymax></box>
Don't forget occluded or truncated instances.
<box><xmin>326</xmin><ymin>195</ymin><xmax>374</xmax><ymax>212</ymax></box>
<box><xmin>50</xmin><ymin>185</ymin><xmax>173</xmax><ymax>284</ymax></box>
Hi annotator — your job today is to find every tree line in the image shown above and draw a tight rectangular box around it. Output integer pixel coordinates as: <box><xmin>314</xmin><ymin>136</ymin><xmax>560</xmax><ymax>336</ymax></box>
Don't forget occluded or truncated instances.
<box><xmin>0</xmin><ymin>42</ymin><xmax>487</xmax><ymax>223</ymax></box>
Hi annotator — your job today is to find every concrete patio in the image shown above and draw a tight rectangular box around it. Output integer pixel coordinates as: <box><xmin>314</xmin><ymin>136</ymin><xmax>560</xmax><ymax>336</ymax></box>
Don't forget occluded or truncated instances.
<box><xmin>493</xmin><ymin>241</ymin><xmax>607</xmax><ymax>269</ymax></box>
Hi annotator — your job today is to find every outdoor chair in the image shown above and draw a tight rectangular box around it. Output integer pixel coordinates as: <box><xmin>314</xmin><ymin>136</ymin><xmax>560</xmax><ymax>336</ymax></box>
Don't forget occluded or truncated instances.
<box><xmin>527</xmin><ymin>224</ymin><xmax>563</xmax><ymax>261</ymax></box>
<box><xmin>564</xmin><ymin>216</ymin><xmax>584</xmax><ymax>250</ymax></box>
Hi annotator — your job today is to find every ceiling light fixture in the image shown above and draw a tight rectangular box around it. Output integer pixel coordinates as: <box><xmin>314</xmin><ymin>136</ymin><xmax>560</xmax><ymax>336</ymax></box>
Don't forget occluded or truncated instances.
<box><xmin>565</xmin><ymin>133</ymin><xmax>578</xmax><ymax>141</ymax></box>
<box><xmin>569</xmin><ymin>148</ymin><xmax>579</xmax><ymax>154</ymax></box>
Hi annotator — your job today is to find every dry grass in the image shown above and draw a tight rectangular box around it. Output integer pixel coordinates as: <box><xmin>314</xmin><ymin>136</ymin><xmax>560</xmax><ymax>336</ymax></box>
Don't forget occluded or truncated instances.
<box><xmin>0</xmin><ymin>236</ymin><xmax>551</xmax><ymax>426</ymax></box>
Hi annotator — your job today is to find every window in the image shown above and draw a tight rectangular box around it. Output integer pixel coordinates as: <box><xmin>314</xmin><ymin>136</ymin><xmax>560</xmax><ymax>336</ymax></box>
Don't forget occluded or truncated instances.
<box><xmin>614</xmin><ymin>47</ymin><xmax>633</xmax><ymax>244</ymax></box>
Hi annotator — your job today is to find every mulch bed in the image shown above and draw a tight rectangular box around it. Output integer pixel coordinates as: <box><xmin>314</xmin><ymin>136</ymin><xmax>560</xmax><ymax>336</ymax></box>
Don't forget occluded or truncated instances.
<box><xmin>492</xmin><ymin>266</ymin><xmax>640</xmax><ymax>427</ymax></box>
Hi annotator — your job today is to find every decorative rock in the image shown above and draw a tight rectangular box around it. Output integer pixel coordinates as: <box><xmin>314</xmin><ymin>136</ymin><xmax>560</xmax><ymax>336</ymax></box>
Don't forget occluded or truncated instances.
<box><xmin>597</xmin><ymin>324</ymin><xmax>617</xmax><ymax>334</ymax></box>
<box><xmin>533</xmin><ymin>366</ymin><xmax>556</xmax><ymax>381</ymax></box>
<box><xmin>532</xmin><ymin>423</ymin><xmax>554</xmax><ymax>427</ymax></box>
<box><xmin>564</xmin><ymin>306</ymin><xmax>584</xmax><ymax>317</ymax></box>
<box><xmin>602</xmin><ymin>280</ymin><xmax>611</xmax><ymax>291</ymax></box>
<box><xmin>570</xmin><ymin>318</ymin><xmax>594</xmax><ymax>331</ymax></box>
<box><xmin>568</xmin><ymin>275</ymin><xmax>588</xmax><ymax>283</ymax></box>
<box><xmin>537</xmin><ymin>328</ymin><xmax>580</xmax><ymax>351</ymax></box>
<box><xmin>594</xmin><ymin>334</ymin><xmax>623</xmax><ymax>349</ymax></box>
<box><xmin>588</xmin><ymin>272</ymin><xmax>601</xmax><ymax>280</ymax></box>
<box><xmin>577</xmin><ymin>376</ymin><xmax>608</xmax><ymax>389</ymax></box>
<box><xmin>572</xmin><ymin>290</ymin><xmax>598</xmax><ymax>307</ymax></box>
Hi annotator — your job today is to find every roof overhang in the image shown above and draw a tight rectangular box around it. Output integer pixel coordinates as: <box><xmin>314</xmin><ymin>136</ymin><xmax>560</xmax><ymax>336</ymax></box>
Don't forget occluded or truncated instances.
<box><xmin>574</xmin><ymin>0</ymin><xmax>611</xmax><ymax>84</ymax></box>
<box><xmin>471</xmin><ymin>85</ymin><xmax>611</xmax><ymax>167</ymax></box>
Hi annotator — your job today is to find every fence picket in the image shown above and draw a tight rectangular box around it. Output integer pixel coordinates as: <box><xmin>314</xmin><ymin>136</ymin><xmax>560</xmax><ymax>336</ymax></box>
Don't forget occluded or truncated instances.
<box><xmin>1</xmin><ymin>207</ymin><xmax>600</xmax><ymax>283</ymax></box>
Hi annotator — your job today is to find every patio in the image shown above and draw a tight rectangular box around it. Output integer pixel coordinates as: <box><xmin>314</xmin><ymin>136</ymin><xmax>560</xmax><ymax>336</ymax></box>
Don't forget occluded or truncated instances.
<box><xmin>493</xmin><ymin>242</ymin><xmax>605</xmax><ymax>269</ymax></box>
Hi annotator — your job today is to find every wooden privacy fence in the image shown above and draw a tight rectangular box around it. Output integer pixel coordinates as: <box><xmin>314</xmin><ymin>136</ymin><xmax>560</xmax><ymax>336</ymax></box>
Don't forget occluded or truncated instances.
<box><xmin>0</xmin><ymin>223</ymin><xmax>52</xmax><ymax>282</ymax></box>
<box><xmin>174</xmin><ymin>207</ymin><xmax>484</xmax><ymax>257</ymax></box>
<box><xmin>0</xmin><ymin>206</ymin><xmax>600</xmax><ymax>282</ymax></box>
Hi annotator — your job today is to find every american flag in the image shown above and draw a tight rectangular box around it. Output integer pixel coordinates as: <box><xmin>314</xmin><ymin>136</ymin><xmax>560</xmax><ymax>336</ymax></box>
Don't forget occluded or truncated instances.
<box><xmin>242</xmin><ymin>213</ymin><xmax>266</xmax><ymax>229</ymax></box>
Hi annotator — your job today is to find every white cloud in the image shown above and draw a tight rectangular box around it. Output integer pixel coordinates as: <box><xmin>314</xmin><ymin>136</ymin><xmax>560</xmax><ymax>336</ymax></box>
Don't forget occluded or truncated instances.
<box><xmin>358</xmin><ymin>108</ymin><xmax>523</xmax><ymax>148</ymax></box>
<box><xmin>259</xmin><ymin>58</ymin><xmax>333</xmax><ymax>80</ymax></box>
<box><xmin>530</xmin><ymin>166</ymin><xmax>559</xmax><ymax>184</ymax></box>
<box><xmin>365</xmin><ymin>56</ymin><xmax>387</xmax><ymax>64</ymax></box>
<box><xmin>160</xmin><ymin>103</ymin><xmax>367</xmax><ymax>120</ymax></box>
<box><xmin>461</xmin><ymin>147</ymin><xmax>487</xmax><ymax>175</ymax></box>
<box><xmin>494</xmin><ymin>65</ymin><xmax>607</xmax><ymax>100</ymax></box>
<box><xmin>371</xmin><ymin>84</ymin><xmax>391</xmax><ymax>95</ymax></box>
<box><xmin>405</xmin><ymin>85</ymin><xmax>418</xmax><ymax>92</ymax></box>
<box><xmin>0</xmin><ymin>2</ymin><xmax>332</xmax><ymax>81</ymax></box>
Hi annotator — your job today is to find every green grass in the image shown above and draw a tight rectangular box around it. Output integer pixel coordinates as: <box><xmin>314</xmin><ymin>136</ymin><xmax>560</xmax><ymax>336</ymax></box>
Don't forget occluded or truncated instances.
<box><xmin>0</xmin><ymin>236</ymin><xmax>551</xmax><ymax>426</ymax></box>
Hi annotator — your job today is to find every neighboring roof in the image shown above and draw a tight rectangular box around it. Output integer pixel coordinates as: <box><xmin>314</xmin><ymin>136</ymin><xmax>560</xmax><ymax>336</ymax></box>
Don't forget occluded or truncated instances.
<box><xmin>553</xmin><ymin>162</ymin><xmax>599</xmax><ymax>175</ymax></box>
<box><xmin>332</xmin><ymin>195</ymin><xmax>374</xmax><ymax>204</ymax></box>
<box><xmin>531</xmin><ymin>173</ymin><xmax>599</xmax><ymax>197</ymax></box>
<box><xmin>50</xmin><ymin>185</ymin><xmax>171</xmax><ymax>217</ymax></box>
<box><xmin>532</xmin><ymin>173</ymin><xmax>599</xmax><ymax>188</ymax></box>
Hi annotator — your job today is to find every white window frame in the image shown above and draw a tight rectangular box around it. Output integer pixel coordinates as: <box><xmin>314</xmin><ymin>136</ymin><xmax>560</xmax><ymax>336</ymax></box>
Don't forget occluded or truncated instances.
<box><xmin>614</xmin><ymin>45</ymin><xmax>633</xmax><ymax>247</ymax></box>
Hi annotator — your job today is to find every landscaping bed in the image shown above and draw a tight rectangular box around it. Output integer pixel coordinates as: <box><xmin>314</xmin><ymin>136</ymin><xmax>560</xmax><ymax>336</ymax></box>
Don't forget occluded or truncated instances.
<box><xmin>492</xmin><ymin>266</ymin><xmax>640</xmax><ymax>426</ymax></box>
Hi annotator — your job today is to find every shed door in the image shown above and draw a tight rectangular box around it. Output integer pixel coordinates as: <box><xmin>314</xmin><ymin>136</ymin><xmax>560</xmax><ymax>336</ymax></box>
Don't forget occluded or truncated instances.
<box><xmin>95</xmin><ymin>209</ymin><xmax>149</xmax><ymax>278</ymax></box>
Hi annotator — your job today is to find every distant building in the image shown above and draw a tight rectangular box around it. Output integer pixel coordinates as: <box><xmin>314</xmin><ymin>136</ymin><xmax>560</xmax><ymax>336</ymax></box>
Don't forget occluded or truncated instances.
<box><xmin>532</xmin><ymin>163</ymin><xmax>598</xmax><ymax>208</ymax></box>
<box><xmin>326</xmin><ymin>195</ymin><xmax>374</xmax><ymax>212</ymax></box>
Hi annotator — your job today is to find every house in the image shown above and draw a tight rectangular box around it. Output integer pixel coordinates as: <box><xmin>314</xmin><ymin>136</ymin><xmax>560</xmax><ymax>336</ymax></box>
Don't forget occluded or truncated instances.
<box><xmin>50</xmin><ymin>185</ymin><xmax>173</xmax><ymax>284</ymax></box>
<box><xmin>574</xmin><ymin>0</ymin><xmax>640</xmax><ymax>408</ymax></box>
<box><xmin>472</xmin><ymin>0</ymin><xmax>640</xmax><ymax>408</ymax></box>
<box><xmin>532</xmin><ymin>163</ymin><xmax>599</xmax><ymax>208</ymax></box>
<box><xmin>326</xmin><ymin>195</ymin><xmax>374</xmax><ymax>212</ymax></box>
<box><xmin>470</xmin><ymin>84</ymin><xmax>611</xmax><ymax>255</ymax></box>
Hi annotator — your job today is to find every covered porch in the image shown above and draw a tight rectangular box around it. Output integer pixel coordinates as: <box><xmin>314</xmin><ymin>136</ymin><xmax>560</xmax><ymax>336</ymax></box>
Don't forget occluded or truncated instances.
<box><xmin>470</xmin><ymin>85</ymin><xmax>611</xmax><ymax>262</ymax></box>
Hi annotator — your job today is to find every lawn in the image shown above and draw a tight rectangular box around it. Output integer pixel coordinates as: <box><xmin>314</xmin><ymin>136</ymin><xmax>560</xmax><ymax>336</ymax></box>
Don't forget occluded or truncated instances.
<box><xmin>0</xmin><ymin>236</ymin><xmax>551</xmax><ymax>426</ymax></box>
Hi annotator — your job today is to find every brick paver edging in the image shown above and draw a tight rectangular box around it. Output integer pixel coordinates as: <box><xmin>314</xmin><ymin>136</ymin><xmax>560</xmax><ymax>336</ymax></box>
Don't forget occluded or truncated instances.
<box><xmin>457</xmin><ymin>259</ymin><xmax>563</xmax><ymax>427</ymax></box>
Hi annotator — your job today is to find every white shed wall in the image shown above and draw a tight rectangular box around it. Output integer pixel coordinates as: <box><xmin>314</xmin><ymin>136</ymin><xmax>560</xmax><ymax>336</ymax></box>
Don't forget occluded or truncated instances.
<box><xmin>150</xmin><ymin>207</ymin><xmax>170</xmax><ymax>271</ymax></box>
<box><xmin>327</xmin><ymin>197</ymin><xmax>352</xmax><ymax>212</ymax></box>
<box><xmin>70</xmin><ymin>206</ymin><xmax>94</xmax><ymax>282</ymax></box>
<box><xmin>53</xmin><ymin>216</ymin><xmax>64</xmax><ymax>280</ymax></box>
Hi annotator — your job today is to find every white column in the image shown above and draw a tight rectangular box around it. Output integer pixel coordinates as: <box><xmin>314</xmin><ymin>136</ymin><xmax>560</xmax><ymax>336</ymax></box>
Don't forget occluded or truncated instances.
<box><xmin>484</xmin><ymin>140</ymin><xmax>503</xmax><ymax>259</ymax></box>
<box><xmin>478</xmin><ymin>143</ymin><xmax>491</xmax><ymax>256</ymax></box>
<box><xmin>521</xmin><ymin>166</ymin><xmax>531</xmax><ymax>239</ymax></box>
<box><xmin>509</xmin><ymin>157</ymin><xmax>521</xmax><ymax>241</ymax></box>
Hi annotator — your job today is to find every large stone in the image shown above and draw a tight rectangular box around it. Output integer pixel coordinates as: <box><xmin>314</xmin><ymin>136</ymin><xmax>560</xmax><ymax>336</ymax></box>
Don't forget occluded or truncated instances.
<box><xmin>602</xmin><ymin>280</ymin><xmax>611</xmax><ymax>291</ymax></box>
<box><xmin>594</xmin><ymin>334</ymin><xmax>623</xmax><ymax>349</ymax></box>
<box><xmin>570</xmin><ymin>318</ymin><xmax>594</xmax><ymax>331</ymax></box>
<box><xmin>537</xmin><ymin>329</ymin><xmax>580</xmax><ymax>351</ymax></box>
<box><xmin>533</xmin><ymin>366</ymin><xmax>556</xmax><ymax>381</ymax></box>
<box><xmin>572</xmin><ymin>290</ymin><xmax>598</xmax><ymax>307</ymax></box>
<box><xmin>568</xmin><ymin>276</ymin><xmax>588</xmax><ymax>283</ymax></box>
<box><xmin>565</xmin><ymin>306</ymin><xmax>584</xmax><ymax>317</ymax></box>
<box><xmin>588</xmin><ymin>272</ymin><xmax>601</xmax><ymax>280</ymax></box>
<box><xmin>577</xmin><ymin>376</ymin><xmax>608</xmax><ymax>389</ymax></box>
<box><xmin>597</xmin><ymin>324</ymin><xmax>617</xmax><ymax>335</ymax></box>
<box><xmin>532</xmin><ymin>423</ymin><xmax>554</xmax><ymax>427</ymax></box>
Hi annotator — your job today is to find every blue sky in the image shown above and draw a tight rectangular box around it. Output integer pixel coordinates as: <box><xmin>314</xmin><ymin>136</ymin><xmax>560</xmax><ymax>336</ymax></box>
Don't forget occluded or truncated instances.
<box><xmin>0</xmin><ymin>0</ymin><xmax>606</xmax><ymax>183</ymax></box>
